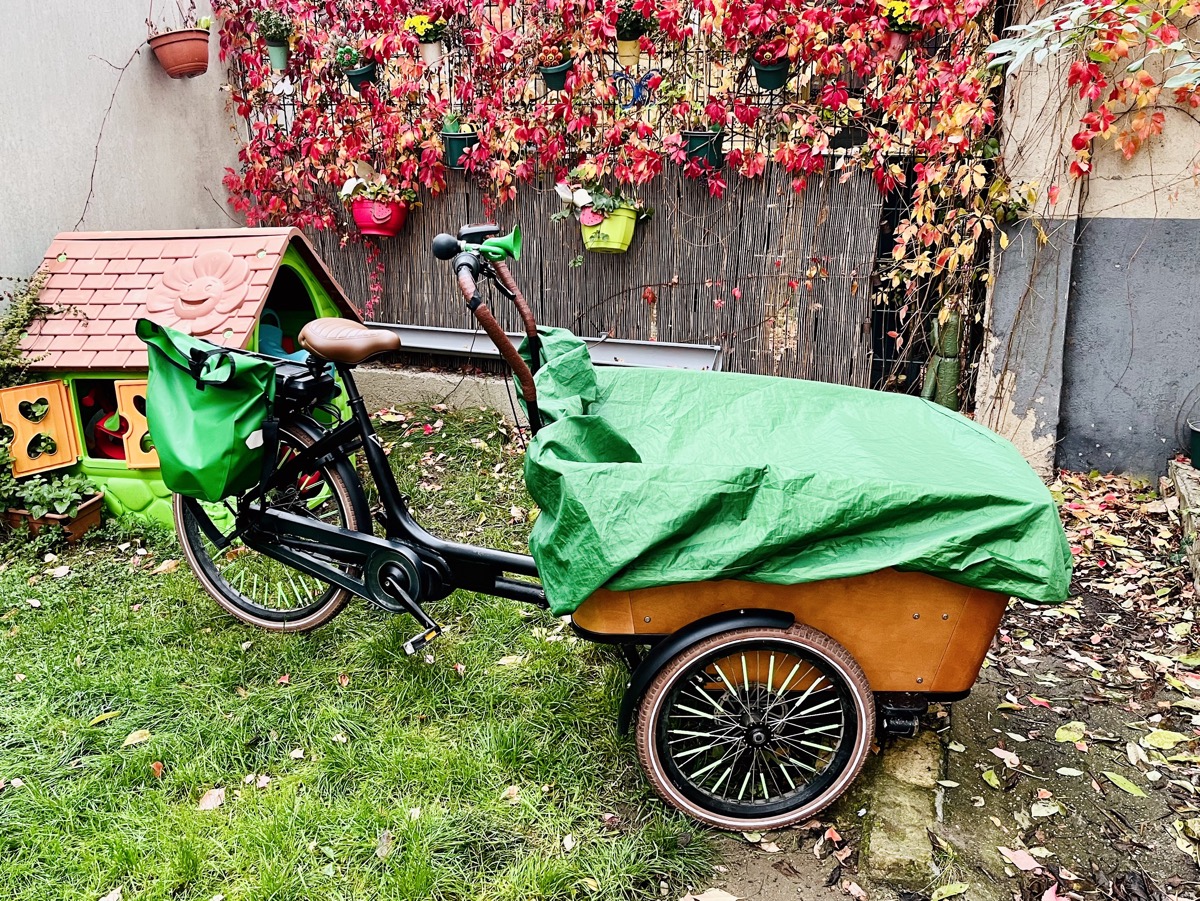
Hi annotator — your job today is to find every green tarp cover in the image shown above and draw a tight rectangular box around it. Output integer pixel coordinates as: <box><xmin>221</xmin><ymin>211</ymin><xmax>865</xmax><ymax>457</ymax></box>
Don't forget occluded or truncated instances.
<box><xmin>522</xmin><ymin>328</ymin><xmax>1072</xmax><ymax>616</ymax></box>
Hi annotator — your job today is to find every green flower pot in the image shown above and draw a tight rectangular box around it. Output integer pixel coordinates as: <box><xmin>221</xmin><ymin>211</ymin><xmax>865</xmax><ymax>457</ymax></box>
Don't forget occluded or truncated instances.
<box><xmin>345</xmin><ymin>61</ymin><xmax>378</xmax><ymax>93</ymax></box>
<box><xmin>538</xmin><ymin>60</ymin><xmax>573</xmax><ymax>91</ymax></box>
<box><xmin>442</xmin><ymin>131</ymin><xmax>479</xmax><ymax>170</ymax></box>
<box><xmin>1189</xmin><ymin>420</ymin><xmax>1200</xmax><ymax>467</ymax></box>
<box><xmin>752</xmin><ymin>60</ymin><xmax>790</xmax><ymax>90</ymax></box>
<box><xmin>266</xmin><ymin>40</ymin><xmax>289</xmax><ymax>71</ymax></box>
<box><xmin>682</xmin><ymin>130</ymin><xmax>725</xmax><ymax>168</ymax></box>
<box><xmin>581</xmin><ymin>207</ymin><xmax>638</xmax><ymax>253</ymax></box>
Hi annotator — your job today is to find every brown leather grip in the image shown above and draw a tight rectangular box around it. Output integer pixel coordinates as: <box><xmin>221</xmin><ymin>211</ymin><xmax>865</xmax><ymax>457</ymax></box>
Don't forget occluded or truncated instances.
<box><xmin>491</xmin><ymin>260</ymin><xmax>538</xmax><ymax>343</ymax></box>
<box><xmin>457</xmin><ymin>268</ymin><xmax>538</xmax><ymax>410</ymax></box>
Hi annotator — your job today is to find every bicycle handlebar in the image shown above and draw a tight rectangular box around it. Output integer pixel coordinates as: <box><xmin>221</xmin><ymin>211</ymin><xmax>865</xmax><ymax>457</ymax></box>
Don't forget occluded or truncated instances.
<box><xmin>438</xmin><ymin>232</ymin><xmax>542</xmax><ymax>434</ymax></box>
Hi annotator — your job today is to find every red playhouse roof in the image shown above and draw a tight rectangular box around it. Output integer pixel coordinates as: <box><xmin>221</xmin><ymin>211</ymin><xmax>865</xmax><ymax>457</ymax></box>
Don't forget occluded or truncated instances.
<box><xmin>21</xmin><ymin>228</ymin><xmax>361</xmax><ymax>371</ymax></box>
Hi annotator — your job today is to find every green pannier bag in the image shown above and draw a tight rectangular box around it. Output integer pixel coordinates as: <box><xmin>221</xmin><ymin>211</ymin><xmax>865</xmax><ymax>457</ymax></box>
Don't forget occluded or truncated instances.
<box><xmin>136</xmin><ymin>319</ymin><xmax>277</xmax><ymax>503</ymax></box>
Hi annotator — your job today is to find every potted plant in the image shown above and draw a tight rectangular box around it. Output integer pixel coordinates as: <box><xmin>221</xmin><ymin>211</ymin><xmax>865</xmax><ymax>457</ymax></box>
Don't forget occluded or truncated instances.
<box><xmin>441</xmin><ymin>112</ymin><xmax>479</xmax><ymax>170</ymax></box>
<box><xmin>881</xmin><ymin>0</ymin><xmax>919</xmax><ymax>61</ymax></box>
<box><xmin>253</xmin><ymin>9</ymin><xmax>293</xmax><ymax>72</ymax></box>
<box><xmin>553</xmin><ymin>173</ymin><xmax>653</xmax><ymax>254</ymax></box>
<box><xmin>616</xmin><ymin>4</ymin><xmax>651</xmax><ymax>68</ymax></box>
<box><xmin>334</xmin><ymin>40</ymin><xmax>377</xmax><ymax>93</ymax></box>
<box><xmin>681</xmin><ymin>126</ymin><xmax>725</xmax><ymax>168</ymax></box>
<box><xmin>0</xmin><ymin>437</ymin><xmax>103</xmax><ymax>543</ymax></box>
<box><xmin>536</xmin><ymin>33</ymin><xmax>574</xmax><ymax>91</ymax></box>
<box><xmin>146</xmin><ymin>1</ymin><xmax>213</xmax><ymax>79</ymax></box>
<box><xmin>406</xmin><ymin>12</ymin><xmax>449</xmax><ymax>66</ymax></box>
<box><xmin>339</xmin><ymin>163</ymin><xmax>417</xmax><ymax>238</ymax></box>
<box><xmin>751</xmin><ymin>37</ymin><xmax>791</xmax><ymax>90</ymax></box>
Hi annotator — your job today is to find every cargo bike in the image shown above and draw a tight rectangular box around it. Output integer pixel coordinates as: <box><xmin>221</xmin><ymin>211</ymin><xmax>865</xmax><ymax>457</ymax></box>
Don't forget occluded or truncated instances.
<box><xmin>139</xmin><ymin>224</ymin><xmax>1071</xmax><ymax>831</ymax></box>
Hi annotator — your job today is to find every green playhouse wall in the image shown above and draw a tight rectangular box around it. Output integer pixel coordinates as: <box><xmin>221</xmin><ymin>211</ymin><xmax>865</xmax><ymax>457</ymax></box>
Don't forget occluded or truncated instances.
<box><xmin>57</xmin><ymin>248</ymin><xmax>351</xmax><ymax>529</ymax></box>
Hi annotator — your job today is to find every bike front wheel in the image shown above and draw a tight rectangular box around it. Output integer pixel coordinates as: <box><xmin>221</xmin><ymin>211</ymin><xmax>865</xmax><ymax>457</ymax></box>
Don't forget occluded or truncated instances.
<box><xmin>174</xmin><ymin>419</ymin><xmax>370</xmax><ymax>632</ymax></box>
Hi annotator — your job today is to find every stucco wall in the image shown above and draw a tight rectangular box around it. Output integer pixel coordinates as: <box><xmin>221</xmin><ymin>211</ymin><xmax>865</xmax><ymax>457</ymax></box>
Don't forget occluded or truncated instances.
<box><xmin>980</xmin><ymin>0</ymin><xmax>1200</xmax><ymax>476</ymax></box>
<box><xmin>0</xmin><ymin>0</ymin><xmax>242</xmax><ymax>284</ymax></box>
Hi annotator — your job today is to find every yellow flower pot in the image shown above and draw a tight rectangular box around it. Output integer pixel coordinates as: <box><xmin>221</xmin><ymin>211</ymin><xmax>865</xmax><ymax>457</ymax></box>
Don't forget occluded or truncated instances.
<box><xmin>581</xmin><ymin>207</ymin><xmax>638</xmax><ymax>253</ymax></box>
<box><xmin>616</xmin><ymin>39</ymin><xmax>641</xmax><ymax>67</ymax></box>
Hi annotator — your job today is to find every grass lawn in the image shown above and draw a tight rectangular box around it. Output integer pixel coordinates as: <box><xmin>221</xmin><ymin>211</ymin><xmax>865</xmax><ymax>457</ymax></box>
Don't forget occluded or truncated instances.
<box><xmin>0</xmin><ymin>407</ymin><xmax>712</xmax><ymax>901</ymax></box>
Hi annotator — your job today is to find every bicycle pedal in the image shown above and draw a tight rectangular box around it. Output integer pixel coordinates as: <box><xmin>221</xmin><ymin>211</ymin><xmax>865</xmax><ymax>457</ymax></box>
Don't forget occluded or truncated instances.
<box><xmin>403</xmin><ymin>625</ymin><xmax>443</xmax><ymax>656</ymax></box>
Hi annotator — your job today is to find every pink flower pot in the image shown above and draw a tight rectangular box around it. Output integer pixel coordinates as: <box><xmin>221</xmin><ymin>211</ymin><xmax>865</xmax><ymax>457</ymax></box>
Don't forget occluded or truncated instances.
<box><xmin>351</xmin><ymin>200</ymin><xmax>409</xmax><ymax>237</ymax></box>
<box><xmin>883</xmin><ymin>30</ymin><xmax>910</xmax><ymax>62</ymax></box>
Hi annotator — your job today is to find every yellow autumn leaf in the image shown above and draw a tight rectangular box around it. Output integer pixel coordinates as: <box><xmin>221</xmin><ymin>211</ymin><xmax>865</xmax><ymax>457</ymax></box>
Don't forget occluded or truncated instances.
<box><xmin>121</xmin><ymin>729</ymin><xmax>152</xmax><ymax>748</ymax></box>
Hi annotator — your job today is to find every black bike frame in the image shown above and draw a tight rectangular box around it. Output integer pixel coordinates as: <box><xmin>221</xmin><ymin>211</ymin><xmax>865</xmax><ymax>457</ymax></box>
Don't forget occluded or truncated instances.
<box><xmin>218</xmin><ymin>361</ymin><xmax>546</xmax><ymax>631</ymax></box>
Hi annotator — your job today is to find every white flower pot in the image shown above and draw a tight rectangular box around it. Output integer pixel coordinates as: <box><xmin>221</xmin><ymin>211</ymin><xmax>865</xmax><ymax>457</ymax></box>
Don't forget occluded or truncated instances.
<box><xmin>419</xmin><ymin>40</ymin><xmax>444</xmax><ymax>66</ymax></box>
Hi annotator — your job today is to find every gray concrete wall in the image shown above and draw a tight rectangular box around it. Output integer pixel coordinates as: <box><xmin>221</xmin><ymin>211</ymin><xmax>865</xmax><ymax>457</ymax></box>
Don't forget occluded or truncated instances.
<box><xmin>0</xmin><ymin>0</ymin><xmax>242</xmax><ymax>283</ymax></box>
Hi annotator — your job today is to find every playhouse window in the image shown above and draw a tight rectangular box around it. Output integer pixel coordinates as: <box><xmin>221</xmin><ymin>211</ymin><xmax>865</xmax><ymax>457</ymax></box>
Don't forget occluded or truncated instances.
<box><xmin>75</xmin><ymin>379</ymin><xmax>126</xmax><ymax>460</ymax></box>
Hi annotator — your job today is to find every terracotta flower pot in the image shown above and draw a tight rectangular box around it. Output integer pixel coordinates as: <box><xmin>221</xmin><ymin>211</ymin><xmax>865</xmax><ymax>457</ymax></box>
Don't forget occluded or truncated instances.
<box><xmin>148</xmin><ymin>28</ymin><xmax>211</xmax><ymax>79</ymax></box>
<box><xmin>351</xmin><ymin>199</ymin><xmax>409</xmax><ymax>237</ymax></box>
<box><xmin>4</xmin><ymin>492</ymin><xmax>104</xmax><ymax>544</ymax></box>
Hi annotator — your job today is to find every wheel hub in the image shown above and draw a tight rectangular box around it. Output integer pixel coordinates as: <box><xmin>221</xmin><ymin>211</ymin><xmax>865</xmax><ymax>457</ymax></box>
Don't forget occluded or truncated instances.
<box><xmin>746</xmin><ymin>725</ymin><xmax>771</xmax><ymax>747</ymax></box>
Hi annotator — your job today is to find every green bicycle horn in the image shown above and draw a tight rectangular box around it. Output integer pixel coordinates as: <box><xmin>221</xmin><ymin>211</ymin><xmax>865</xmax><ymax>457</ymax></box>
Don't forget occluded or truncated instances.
<box><xmin>479</xmin><ymin>225</ymin><xmax>521</xmax><ymax>262</ymax></box>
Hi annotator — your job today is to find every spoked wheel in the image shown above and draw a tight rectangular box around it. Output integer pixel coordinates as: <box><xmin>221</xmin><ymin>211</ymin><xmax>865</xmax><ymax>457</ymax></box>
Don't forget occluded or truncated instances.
<box><xmin>174</xmin><ymin>420</ymin><xmax>370</xmax><ymax>632</ymax></box>
<box><xmin>636</xmin><ymin>624</ymin><xmax>874</xmax><ymax>831</ymax></box>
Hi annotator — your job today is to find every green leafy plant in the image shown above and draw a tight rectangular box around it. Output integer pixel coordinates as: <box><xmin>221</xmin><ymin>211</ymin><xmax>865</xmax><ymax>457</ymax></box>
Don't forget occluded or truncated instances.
<box><xmin>339</xmin><ymin>161</ymin><xmax>419</xmax><ymax>205</ymax></box>
<box><xmin>333</xmin><ymin>40</ymin><xmax>364</xmax><ymax>70</ymax></box>
<box><xmin>252</xmin><ymin>9</ymin><xmax>293</xmax><ymax>43</ymax></box>
<box><xmin>552</xmin><ymin>167</ymin><xmax>653</xmax><ymax>224</ymax></box>
<box><xmin>0</xmin><ymin>271</ymin><xmax>56</xmax><ymax>390</ymax></box>
<box><xmin>616</xmin><ymin>4</ymin><xmax>651</xmax><ymax>41</ymax></box>
<box><xmin>13</xmin><ymin>473</ymin><xmax>99</xmax><ymax>520</ymax></box>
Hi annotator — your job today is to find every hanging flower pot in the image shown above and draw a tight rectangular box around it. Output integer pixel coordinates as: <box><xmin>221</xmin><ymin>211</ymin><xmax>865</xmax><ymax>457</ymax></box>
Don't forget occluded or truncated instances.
<box><xmin>883</xmin><ymin>30</ymin><xmax>910</xmax><ymax>62</ymax></box>
<box><xmin>419</xmin><ymin>40</ymin><xmax>444</xmax><ymax>66</ymax></box>
<box><xmin>752</xmin><ymin>59</ymin><xmax>790</xmax><ymax>90</ymax></box>
<box><xmin>148</xmin><ymin>28</ymin><xmax>211</xmax><ymax>79</ymax></box>
<box><xmin>616</xmin><ymin>39</ymin><xmax>641</xmax><ymax>67</ymax></box>
<box><xmin>351</xmin><ymin>199</ymin><xmax>409</xmax><ymax>237</ymax></box>
<box><xmin>265</xmin><ymin>40</ymin><xmax>290</xmax><ymax>71</ymax></box>
<box><xmin>682</xmin><ymin>130</ymin><xmax>725</xmax><ymax>168</ymax></box>
<box><xmin>344</xmin><ymin>61</ymin><xmax>378</xmax><ymax>93</ymax></box>
<box><xmin>538</xmin><ymin>59</ymin><xmax>574</xmax><ymax>91</ymax></box>
<box><xmin>581</xmin><ymin>207</ymin><xmax>638</xmax><ymax>253</ymax></box>
<box><xmin>1189</xmin><ymin>419</ymin><xmax>1200</xmax><ymax>467</ymax></box>
<box><xmin>442</xmin><ymin>131</ymin><xmax>479</xmax><ymax>170</ymax></box>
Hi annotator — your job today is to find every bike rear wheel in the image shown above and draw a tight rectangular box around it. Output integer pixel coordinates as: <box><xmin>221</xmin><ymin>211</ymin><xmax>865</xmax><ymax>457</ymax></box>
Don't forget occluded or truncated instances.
<box><xmin>635</xmin><ymin>624</ymin><xmax>874</xmax><ymax>831</ymax></box>
<box><xmin>174</xmin><ymin>419</ymin><xmax>369</xmax><ymax>632</ymax></box>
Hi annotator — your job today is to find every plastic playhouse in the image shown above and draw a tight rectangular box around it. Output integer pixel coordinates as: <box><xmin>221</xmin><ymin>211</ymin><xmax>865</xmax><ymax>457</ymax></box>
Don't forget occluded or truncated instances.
<box><xmin>13</xmin><ymin>228</ymin><xmax>362</xmax><ymax>526</ymax></box>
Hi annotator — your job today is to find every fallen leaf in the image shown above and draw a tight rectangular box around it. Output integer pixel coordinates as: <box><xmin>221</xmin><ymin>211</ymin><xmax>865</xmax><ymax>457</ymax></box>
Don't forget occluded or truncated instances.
<box><xmin>151</xmin><ymin>559</ymin><xmax>178</xmax><ymax>575</ymax></box>
<box><xmin>759</xmin><ymin>841</ymin><xmax>781</xmax><ymax>853</ymax></box>
<box><xmin>1056</xmin><ymin>767</ymin><xmax>1084</xmax><ymax>776</ymax></box>
<box><xmin>562</xmin><ymin>833</ymin><xmax>576</xmax><ymax>852</ymax></box>
<box><xmin>1102</xmin><ymin>771</ymin><xmax>1147</xmax><ymax>797</ymax></box>
<box><xmin>99</xmin><ymin>889</ymin><xmax>123</xmax><ymax>901</ymax></box>
<box><xmin>931</xmin><ymin>884</ymin><xmax>970</xmax><ymax>901</ymax></box>
<box><xmin>741</xmin><ymin>831</ymin><xmax>763</xmax><ymax>843</ymax></box>
<box><xmin>982</xmin><ymin>769</ymin><xmax>1002</xmax><ymax>789</ymax></box>
<box><xmin>277</xmin><ymin>674</ymin><xmax>290</xmax><ymax>685</ymax></box>
<box><xmin>495</xmin><ymin>655</ymin><xmax>525</xmax><ymax>667</ymax></box>
<box><xmin>500</xmin><ymin>785</ymin><xmax>520</xmax><ymax>804</ymax></box>
<box><xmin>196</xmin><ymin>787</ymin><xmax>225</xmax><ymax>810</ymax></box>
<box><xmin>150</xmin><ymin>761</ymin><xmax>164</xmax><ymax>779</ymax></box>
<box><xmin>1141</xmin><ymin>729</ymin><xmax>1189</xmax><ymax>750</ymax></box>
<box><xmin>936</xmin><ymin>780</ymin><xmax>960</xmax><ymax>788</ymax></box>
<box><xmin>376</xmin><ymin>830</ymin><xmax>394</xmax><ymax>859</ymax></box>
<box><xmin>1030</xmin><ymin>801</ymin><xmax>1063</xmax><ymax>818</ymax></box>
<box><xmin>1055</xmin><ymin>722</ymin><xmax>1086</xmax><ymax>743</ymax></box>
<box><xmin>337</xmin><ymin>673</ymin><xmax>350</xmax><ymax>687</ymax></box>
<box><xmin>88</xmin><ymin>711</ymin><xmax>121</xmax><ymax>727</ymax></box>
<box><xmin>990</xmin><ymin>747</ymin><xmax>1020</xmax><ymax>768</ymax></box>
<box><xmin>999</xmin><ymin>846</ymin><xmax>1042</xmax><ymax>872</ymax></box>
<box><xmin>948</xmin><ymin>741</ymin><xmax>967</xmax><ymax>752</ymax></box>
<box><xmin>49</xmin><ymin>566</ymin><xmax>69</xmax><ymax>579</ymax></box>
<box><xmin>841</xmin><ymin>881</ymin><xmax>868</xmax><ymax>900</ymax></box>
<box><xmin>681</xmin><ymin>891</ymin><xmax>740</xmax><ymax>901</ymax></box>
<box><xmin>289</xmin><ymin>748</ymin><xmax>305</xmax><ymax>759</ymax></box>
<box><xmin>121</xmin><ymin>729</ymin><xmax>151</xmax><ymax>748</ymax></box>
